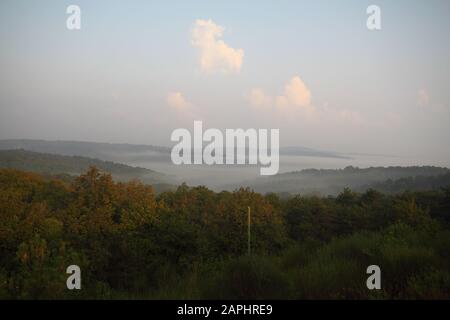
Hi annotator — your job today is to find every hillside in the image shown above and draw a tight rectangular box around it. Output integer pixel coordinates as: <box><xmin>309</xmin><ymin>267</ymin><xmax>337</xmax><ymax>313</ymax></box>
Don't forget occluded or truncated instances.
<box><xmin>233</xmin><ymin>166</ymin><xmax>450</xmax><ymax>196</ymax></box>
<box><xmin>0</xmin><ymin>149</ymin><xmax>173</xmax><ymax>189</ymax></box>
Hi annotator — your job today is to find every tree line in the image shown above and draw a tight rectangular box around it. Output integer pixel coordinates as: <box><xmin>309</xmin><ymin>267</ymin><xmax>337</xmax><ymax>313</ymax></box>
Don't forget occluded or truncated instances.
<box><xmin>0</xmin><ymin>167</ymin><xmax>449</xmax><ymax>299</ymax></box>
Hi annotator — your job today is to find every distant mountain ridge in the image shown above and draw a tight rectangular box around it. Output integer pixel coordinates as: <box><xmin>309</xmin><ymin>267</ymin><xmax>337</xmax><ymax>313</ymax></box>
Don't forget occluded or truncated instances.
<box><xmin>0</xmin><ymin>139</ymin><xmax>350</xmax><ymax>162</ymax></box>
<box><xmin>0</xmin><ymin>149</ymin><xmax>172</xmax><ymax>188</ymax></box>
<box><xmin>279</xmin><ymin>146</ymin><xmax>350</xmax><ymax>159</ymax></box>
<box><xmin>229</xmin><ymin>166</ymin><xmax>450</xmax><ymax>196</ymax></box>
<box><xmin>0</xmin><ymin>139</ymin><xmax>171</xmax><ymax>162</ymax></box>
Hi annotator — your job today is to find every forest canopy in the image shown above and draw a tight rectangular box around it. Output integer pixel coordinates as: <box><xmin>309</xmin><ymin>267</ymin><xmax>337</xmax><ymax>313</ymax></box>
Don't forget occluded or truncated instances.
<box><xmin>0</xmin><ymin>167</ymin><xmax>449</xmax><ymax>299</ymax></box>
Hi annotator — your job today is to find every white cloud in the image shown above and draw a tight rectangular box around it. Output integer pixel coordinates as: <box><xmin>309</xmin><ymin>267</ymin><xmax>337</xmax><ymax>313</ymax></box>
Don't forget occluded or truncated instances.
<box><xmin>247</xmin><ymin>77</ymin><xmax>369</xmax><ymax>127</ymax></box>
<box><xmin>247</xmin><ymin>88</ymin><xmax>273</xmax><ymax>108</ymax></box>
<box><xmin>248</xmin><ymin>76</ymin><xmax>313</xmax><ymax>113</ymax></box>
<box><xmin>191</xmin><ymin>19</ymin><xmax>244</xmax><ymax>74</ymax></box>
<box><xmin>280</xmin><ymin>76</ymin><xmax>311</xmax><ymax>108</ymax></box>
<box><xmin>274</xmin><ymin>95</ymin><xmax>289</xmax><ymax>109</ymax></box>
<box><xmin>167</xmin><ymin>92</ymin><xmax>191</xmax><ymax>109</ymax></box>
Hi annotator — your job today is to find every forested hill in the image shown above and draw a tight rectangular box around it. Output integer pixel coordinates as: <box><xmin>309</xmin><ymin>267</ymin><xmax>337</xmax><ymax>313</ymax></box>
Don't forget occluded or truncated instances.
<box><xmin>0</xmin><ymin>167</ymin><xmax>449</xmax><ymax>299</ymax></box>
<box><xmin>0</xmin><ymin>149</ymin><xmax>171</xmax><ymax>187</ymax></box>
<box><xmin>234</xmin><ymin>166</ymin><xmax>450</xmax><ymax>196</ymax></box>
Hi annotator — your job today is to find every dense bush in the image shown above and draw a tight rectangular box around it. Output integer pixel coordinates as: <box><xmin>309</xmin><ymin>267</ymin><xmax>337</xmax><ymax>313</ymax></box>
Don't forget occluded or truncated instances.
<box><xmin>199</xmin><ymin>256</ymin><xmax>291</xmax><ymax>299</ymax></box>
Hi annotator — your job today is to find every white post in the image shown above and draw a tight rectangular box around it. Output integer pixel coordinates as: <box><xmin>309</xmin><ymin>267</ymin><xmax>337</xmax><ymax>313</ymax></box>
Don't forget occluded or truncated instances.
<box><xmin>248</xmin><ymin>206</ymin><xmax>251</xmax><ymax>255</ymax></box>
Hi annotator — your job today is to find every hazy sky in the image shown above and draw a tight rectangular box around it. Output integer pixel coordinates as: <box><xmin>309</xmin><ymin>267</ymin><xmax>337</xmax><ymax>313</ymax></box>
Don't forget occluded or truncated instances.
<box><xmin>1</xmin><ymin>0</ymin><xmax>450</xmax><ymax>161</ymax></box>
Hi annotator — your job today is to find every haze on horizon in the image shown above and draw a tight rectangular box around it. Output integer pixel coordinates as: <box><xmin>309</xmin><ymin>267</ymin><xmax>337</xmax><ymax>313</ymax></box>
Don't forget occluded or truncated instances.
<box><xmin>1</xmin><ymin>0</ymin><xmax>450</xmax><ymax>166</ymax></box>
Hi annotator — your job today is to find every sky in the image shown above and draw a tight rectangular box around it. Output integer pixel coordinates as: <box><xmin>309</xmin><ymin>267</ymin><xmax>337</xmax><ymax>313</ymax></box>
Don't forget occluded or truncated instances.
<box><xmin>1</xmin><ymin>0</ymin><xmax>450</xmax><ymax>162</ymax></box>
